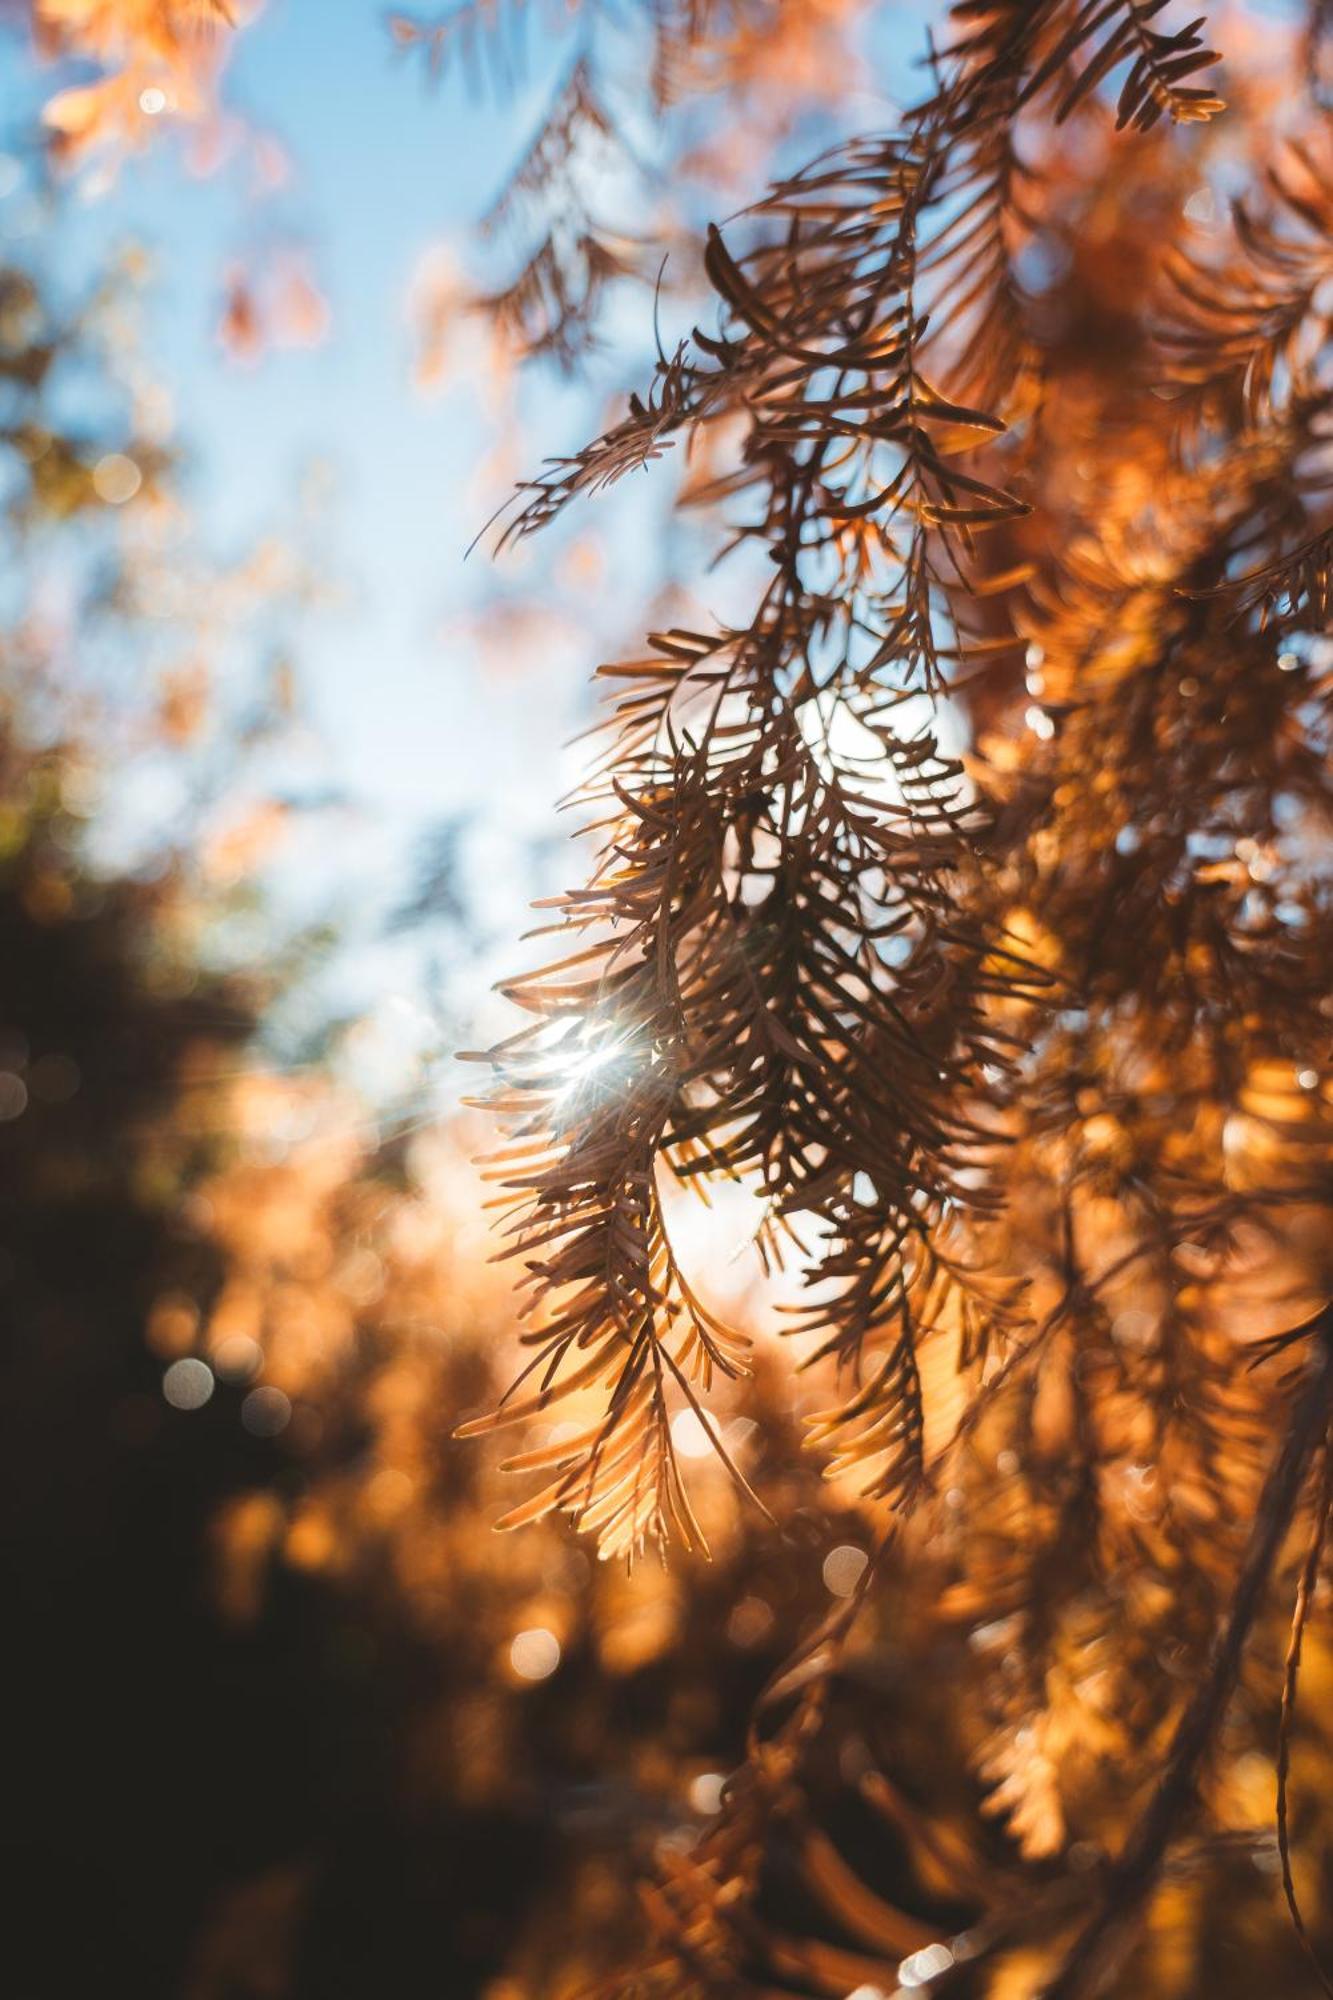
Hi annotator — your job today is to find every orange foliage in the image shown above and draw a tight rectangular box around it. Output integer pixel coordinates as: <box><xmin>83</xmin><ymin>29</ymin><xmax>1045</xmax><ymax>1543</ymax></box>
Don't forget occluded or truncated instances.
<box><xmin>33</xmin><ymin>0</ymin><xmax>253</xmax><ymax>168</ymax></box>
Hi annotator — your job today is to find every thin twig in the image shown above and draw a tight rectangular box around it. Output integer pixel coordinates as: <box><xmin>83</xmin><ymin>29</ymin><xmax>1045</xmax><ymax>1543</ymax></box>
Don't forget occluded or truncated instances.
<box><xmin>1276</xmin><ymin>1429</ymin><xmax>1333</xmax><ymax>1997</ymax></box>
<box><xmin>1042</xmin><ymin>1308</ymin><xmax>1333</xmax><ymax>2000</ymax></box>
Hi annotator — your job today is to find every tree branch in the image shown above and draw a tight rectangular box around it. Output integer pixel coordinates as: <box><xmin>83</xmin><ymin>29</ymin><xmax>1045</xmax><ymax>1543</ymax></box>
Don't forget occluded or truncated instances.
<box><xmin>1042</xmin><ymin>1308</ymin><xmax>1333</xmax><ymax>2000</ymax></box>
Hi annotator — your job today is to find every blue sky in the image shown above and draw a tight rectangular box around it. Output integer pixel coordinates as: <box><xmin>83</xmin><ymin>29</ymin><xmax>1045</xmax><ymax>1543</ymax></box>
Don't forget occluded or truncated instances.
<box><xmin>1</xmin><ymin>3</ymin><xmax>664</xmax><ymax>1067</ymax></box>
<box><xmin>31</xmin><ymin>4</ymin><xmax>595</xmax><ymax>809</ymax></box>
